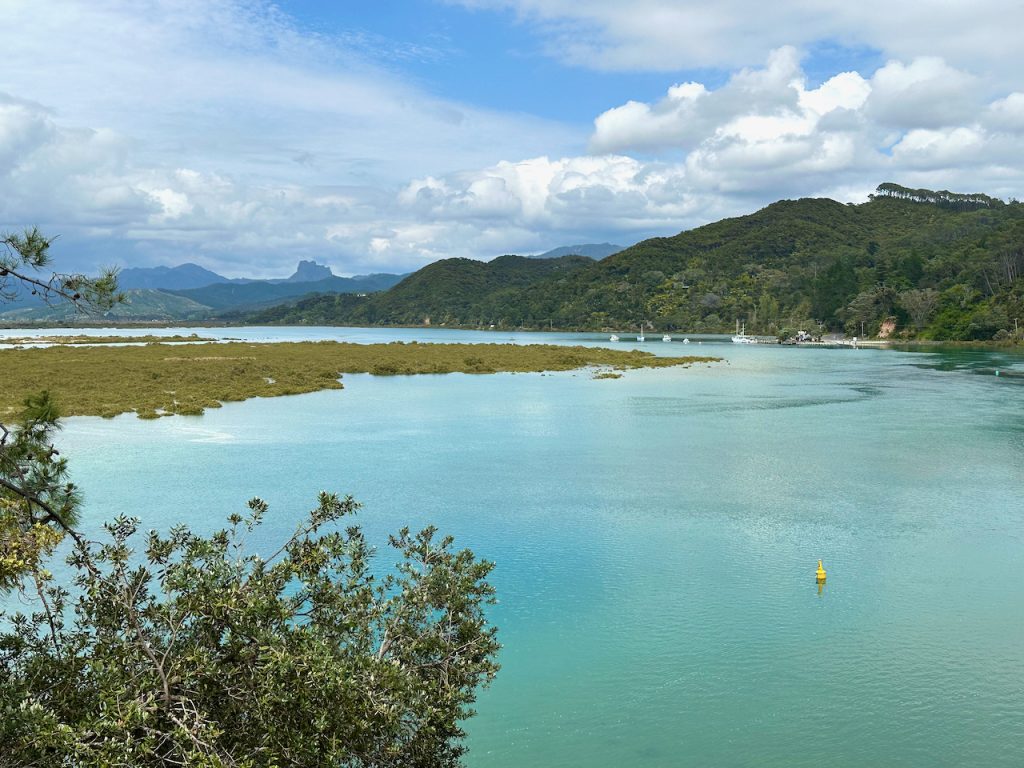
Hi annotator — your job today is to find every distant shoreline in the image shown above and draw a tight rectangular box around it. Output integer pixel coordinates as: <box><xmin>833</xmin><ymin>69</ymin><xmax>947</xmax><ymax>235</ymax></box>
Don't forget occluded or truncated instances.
<box><xmin>0</xmin><ymin>340</ymin><xmax>720</xmax><ymax>420</ymax></box>
<box><xmin>3</xmin><ymin>321</ymin><xmax>1020</xmax><ymax>350</ymax></box>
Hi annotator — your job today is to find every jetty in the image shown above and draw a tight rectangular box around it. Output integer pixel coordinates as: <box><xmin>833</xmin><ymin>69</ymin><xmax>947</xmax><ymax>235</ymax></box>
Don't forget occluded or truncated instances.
<box><xmin>743</xmin><ymin>336</ymin><xmax>891</xmax><ymax>348</ymax></box>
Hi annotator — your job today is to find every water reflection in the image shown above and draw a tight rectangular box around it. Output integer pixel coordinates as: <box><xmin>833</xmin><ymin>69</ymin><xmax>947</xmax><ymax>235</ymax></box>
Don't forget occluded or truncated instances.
<box><xmin>897</xmin><ymin>344</ymin><xmax>1024</xmax><ymax>376</ymax></box>
<box><xmin>6</xmin><ymin>328</ymin><xmax>1024</xmax><ymax>767</ymax></box>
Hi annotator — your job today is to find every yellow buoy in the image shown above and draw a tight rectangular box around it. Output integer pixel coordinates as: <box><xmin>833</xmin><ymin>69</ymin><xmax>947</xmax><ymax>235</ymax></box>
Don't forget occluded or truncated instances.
<box><xmin>816</xmin><ymin>559</ymin><xmax>827</xmax><ymax>582</ymax></box>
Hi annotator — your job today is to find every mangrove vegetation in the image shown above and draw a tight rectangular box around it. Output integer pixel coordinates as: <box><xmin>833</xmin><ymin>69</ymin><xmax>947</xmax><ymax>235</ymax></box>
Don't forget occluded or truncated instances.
<box><xmin>0</xmin><ymin>341</ymin><xmax>718</xmax><ymax>419</ymax></box>
<box><xmin>1</xmin><ymin>333</ymin><xmax>215</xmax><ymax>346</ymax></box>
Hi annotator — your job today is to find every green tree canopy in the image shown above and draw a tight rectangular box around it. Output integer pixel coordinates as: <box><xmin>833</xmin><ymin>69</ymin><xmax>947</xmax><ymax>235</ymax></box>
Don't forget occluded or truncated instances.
<box><xmin>1</xmin><ymin>234</ymin><xmax>500</xmax><ymax>765</ymax></box>
<box><xmin>2</xmin><ymin>229</ymin><xmax>122</xmax><ymax>587</ymax></box>
<box><xmin>1</xmin><ymin>495</ymin><xmax>500</xmax><ymax>766</ymax></box>
<box><xmin>247</xmin><ymin>187</ymin><xmax>1024</xmax><ymax>340</ymax></box>
<box><xmin>1</xmin><ymin>228</ymin><xmax>121</xmax><ymax>308</ymax></box>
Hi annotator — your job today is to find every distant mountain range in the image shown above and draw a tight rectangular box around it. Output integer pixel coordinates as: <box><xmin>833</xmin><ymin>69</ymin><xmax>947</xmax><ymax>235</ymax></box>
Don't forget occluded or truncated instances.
<box><xmin>117</xmin><ymin>263</ymin><xmax>238</xmax><ymax>291</ymax></box>
<box><xmin>117</xmin><ymin>259</ymin><xmax>357</xmax><ymax>290</ymax></box>
<box><xmin>248</xmin><ymin>255</ymin><xmax>596</xmax><ymax>327</ymax></box>
<box><xmin>527</xmin><ymin>243</ymin><xmax>623</xmax><ymax>260</ymax></box>
<box><xmin>1</xmin><ymin>260</ymin><xmax>406</xmax><ymax>322</ymax></box>
<box><xmin>249</xmin><ymin>184</ymin><xmax>1024</xmax><ymax>342</ymax></box>
<box><xmin>2</xmin><ymin>245</ymin><xmax>630</xmax><ymax>324</ymax></box>
<box><xmin>0</xmin><ymin>290</ymin><xmax>212</xmax><ymax>323</ymax></box>
<box><xmin>167</xmin><ymin>273</ymin><xmax>406</xmax><ymax>312</ymax></box>
<box><xmin>285</xmin><ymin>260</ymin><xmax>333</xmax><ymax>283</ymax></box>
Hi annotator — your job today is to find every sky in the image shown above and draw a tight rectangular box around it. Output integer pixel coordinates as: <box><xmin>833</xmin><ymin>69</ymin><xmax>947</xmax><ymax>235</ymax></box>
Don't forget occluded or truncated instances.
<box><xmin>3</xmin><ymin>1</ymin><xmax>1024</xmax><ymax>278</ymax></box>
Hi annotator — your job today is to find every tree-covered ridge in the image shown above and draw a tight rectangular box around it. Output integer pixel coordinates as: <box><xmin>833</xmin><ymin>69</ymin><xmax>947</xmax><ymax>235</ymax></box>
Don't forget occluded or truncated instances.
<box><xmin>251</xmin><ymin>185</ymin><xmax>1024</xmax><ymax>342</ymax></box>
<box><xmin>872</xmin><ymin>182</ymin><xmax>1003</xmax><ymax>211</ymax></box>
<box><xmin>271</xmin><ymin>254</ymin><xmax>596</xmax><ymax>327</ymax></box>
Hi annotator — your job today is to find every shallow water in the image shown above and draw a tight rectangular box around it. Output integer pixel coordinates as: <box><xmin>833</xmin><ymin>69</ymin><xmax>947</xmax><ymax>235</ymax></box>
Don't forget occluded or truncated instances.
<box><xmin>23</xmin><ymin>331</ymin><xmax>1024</xmax><ymax>766</ymax></box>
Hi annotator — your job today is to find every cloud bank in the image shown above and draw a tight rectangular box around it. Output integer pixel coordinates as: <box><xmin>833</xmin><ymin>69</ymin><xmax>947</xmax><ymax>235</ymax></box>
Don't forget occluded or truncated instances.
<box><xmin>450</xmin><ymin>0</ymin><xmax>1024</xmax><ymax>79</ymax></box>
<box><xmin>393</xmin><ymin>47</ymin><xmax>1024</xmax><ymax>260</ymax></box>
<box><xmin>0</xmin><ymin>0</ymin><xmax>576</xmax><ymax>275</ymax></box>
<box><xmin>1</xmin><ymin>1</ymin><xmax>1023</xmax><ymax>276</ymax></box>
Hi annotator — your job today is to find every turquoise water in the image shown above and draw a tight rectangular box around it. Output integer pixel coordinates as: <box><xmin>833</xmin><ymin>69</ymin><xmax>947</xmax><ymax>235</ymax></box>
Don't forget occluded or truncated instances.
<box><xmin>30</xmin><ymin>331</ymin><xmax>1024</xmax><ymax>766</ymax></box>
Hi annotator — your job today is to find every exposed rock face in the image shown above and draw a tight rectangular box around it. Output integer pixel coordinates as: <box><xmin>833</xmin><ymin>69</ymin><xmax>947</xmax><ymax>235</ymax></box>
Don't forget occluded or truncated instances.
<box><xmin>287</xmin><ymin>260</ymin><xmax>333</xmax><ymax>282</ymax></box>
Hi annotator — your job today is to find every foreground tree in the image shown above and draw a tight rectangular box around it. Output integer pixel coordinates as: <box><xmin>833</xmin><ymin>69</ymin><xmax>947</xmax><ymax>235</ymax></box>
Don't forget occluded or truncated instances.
<box><xmin>2</xmin><ymin>229</ymin><xmax>120</xmax><ymax>585</ymax></box>
<box><xmin>1</xmin><ymin>495</ymin><xmax>499</xmax><ymax>766</ymax></box>
<box><xmin>1</xmin><ymin>232</ymin><xmax>500</xmax><ymax>765</ymax></box>
<box><xmin>0</xmin><ymin>392</ymin><xmax>78</xmax><ymax>590</ymax></box>
<box><xmin>1</xmin><ymin>228</ymin><xmax>120</xmax><ymax>308</ymax></box>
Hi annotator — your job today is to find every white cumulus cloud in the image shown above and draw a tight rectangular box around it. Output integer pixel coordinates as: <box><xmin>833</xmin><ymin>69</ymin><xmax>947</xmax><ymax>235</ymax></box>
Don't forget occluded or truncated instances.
<box><xmin>0</xmin><ymin>0</ymin><xmax>578</xmax><ymax>276</ymax></box>
<box><xmin>2</xmin><ymin>2</ymin><xmax>1024</xmax><ymax>276</ymax></box>
<box><xmin>399</xmin><ymin>46</ymin><xmax>1024</xmax><ymax>258</ymax></box>
<box><xmin>866</xmin><ymin>58</ymin><xmax>979</xmax><ymax>129</ymax></box>
<box><xmin>591</xmin><ymin>47</ymin><xmax>875</xmax><ymax>156</ymax></box>
<box><xmin>986</xmin><ymin>93</ymin><xmax>1024</xmax><ymax>133</ymax></box>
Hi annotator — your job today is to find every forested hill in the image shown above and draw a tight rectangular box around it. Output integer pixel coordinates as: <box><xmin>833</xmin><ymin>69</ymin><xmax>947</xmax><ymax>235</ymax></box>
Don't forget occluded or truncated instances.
<box><xmin>252</xmin><ymin>254</ymin><xmax>595</xmax><ymax>326</ymax></box>
<box><xmin>251</xmin><ymin>185</ymin><xmax>1024</xmax><ymax>341</ymax></box>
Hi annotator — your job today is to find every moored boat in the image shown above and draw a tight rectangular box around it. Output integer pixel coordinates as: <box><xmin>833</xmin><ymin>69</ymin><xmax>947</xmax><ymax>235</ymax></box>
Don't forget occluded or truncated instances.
<box><xmin>731</xmin><ymin>321</ymin><xmax>756</xmax><ymax>344</ymax></box>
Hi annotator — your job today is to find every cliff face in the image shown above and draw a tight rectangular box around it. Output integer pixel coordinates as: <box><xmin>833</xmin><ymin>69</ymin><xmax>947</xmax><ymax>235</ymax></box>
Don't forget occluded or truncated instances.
<box><xmin>287</xmin><ymin>260</ymin><xmax>333</xmax><ymax>282</ymax></box>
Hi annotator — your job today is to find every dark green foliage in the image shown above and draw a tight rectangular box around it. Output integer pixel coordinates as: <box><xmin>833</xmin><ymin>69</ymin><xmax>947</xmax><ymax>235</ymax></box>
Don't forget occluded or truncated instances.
<box><xmin>1</xmin><ymin>494</ymin><xmax>500</xmax><ymax>765</ymax></box>
<box><xmin>1</xmin><ymin>231</ymin><xmax>119</xmax><ymax>589</ymax></box>
<box><xmin>1</xmin><ymin>228</ymin><xmax>122</xmax><ymax>312</ymax></box>
<box><xmin>0</xmin><ymin>392</ymin><xmax>81</xmax><ymax>589</ymax></box>
<box><xmin>810</xmin><ymin>257</ymin><xmax>858</xmax><ymax>320</ymax></box>
<box><xmin>250</xmin><ymin>185</ymin><xmax>1024</xmax><ymax>341</ymax></box>
<box><xmin>1</xmin><ymin>228</ymin><xmax>122</xmax><ymax>571</ymax></box>
<box><xmin>1</xmin><ymin>235</ymin><xmax>502</xmax><ymax>765</ymax></box>
<box><xmin>252</xmin><ymin>255</ymin><xmax>595</xmax><ymax>328</ymax></box>
<box><xmin>873</xmin><ymin>183</ymin><xmax>1002</xmax><ymax>211</ymax></box>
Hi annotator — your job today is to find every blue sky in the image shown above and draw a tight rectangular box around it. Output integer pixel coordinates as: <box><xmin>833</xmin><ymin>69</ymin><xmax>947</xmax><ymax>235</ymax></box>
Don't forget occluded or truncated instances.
<box><xmin>275</xmin><ymin>0</ymin><xmax>723</xmax><ymax>126</ymax></box>
<box><xmin>1</xmin><ymin>1</ymin><xmax>1023</xmax><ymax>277</ymax></box>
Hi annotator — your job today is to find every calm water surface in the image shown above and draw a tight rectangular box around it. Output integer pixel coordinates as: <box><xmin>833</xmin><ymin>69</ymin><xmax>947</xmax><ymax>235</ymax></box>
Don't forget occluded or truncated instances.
<box><xmin>24</xmin><ymin>329</ymin><xmax>1024</xmax><ymax>766</ymax></box>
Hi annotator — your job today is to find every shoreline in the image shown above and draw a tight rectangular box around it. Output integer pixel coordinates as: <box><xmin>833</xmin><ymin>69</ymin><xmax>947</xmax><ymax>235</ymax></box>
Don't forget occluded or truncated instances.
<box><xmin>2</xmin><ymin>321</ymin><xmax>1021</xmax><ymax>349</ymax></box>
<box><xmin>0</xmin><ymin>340</ymin><xmax>720</xmax><ymax>420</ymax></box>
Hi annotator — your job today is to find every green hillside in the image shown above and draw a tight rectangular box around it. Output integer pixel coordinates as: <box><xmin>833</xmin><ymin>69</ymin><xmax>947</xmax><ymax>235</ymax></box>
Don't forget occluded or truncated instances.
<box><xmin>251</xmin><ymin>185</ymin><xmax>1024</xmax><ymax>341</ymax></box>
<box><xmin>169</xmin><ymin>273</ymin><xmax>404</xmax><ymax>311</ymax></box>
<box><xmin>1</xmin><ymin>276</ymin><xmax>407</xmax><ymax>324</ymax></box>
<box><xmin>252</xmin><ymin>254</ymin><xmax>594</xmax><ymax>326</ymax></box>
<box><xmin>0</xmin><ymin>289</ymin><xmax>212</xmax><ymax>323</ymax></box>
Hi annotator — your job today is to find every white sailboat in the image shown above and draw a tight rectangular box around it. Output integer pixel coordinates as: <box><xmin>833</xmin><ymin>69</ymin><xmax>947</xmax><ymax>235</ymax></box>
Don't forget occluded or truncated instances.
<box><xmin>731</xmin><ymin>320</ymin><xmax>756</xmax><ymax>344</ymax></box>
<box><xmin>609</xmin><ymin>334</ymin><xmax>620</xmax><ymax>342</ymax></box>
<box><xmin>662</xmin><ymin>334</ymin><xmax>672</xmax><ymax>342</ymax></box>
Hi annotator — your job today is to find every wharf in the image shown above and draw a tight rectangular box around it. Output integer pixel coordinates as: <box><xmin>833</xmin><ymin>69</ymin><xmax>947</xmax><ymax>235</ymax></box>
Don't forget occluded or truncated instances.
<box><xmin>784</xmin><ymin>338</ymin><xmax>891</xmax><ymax>348</ymax></box>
